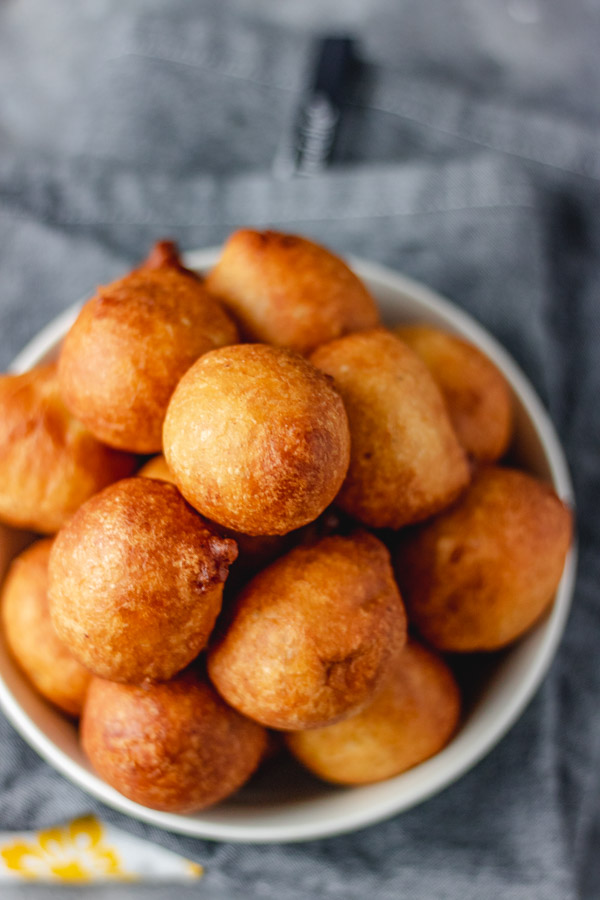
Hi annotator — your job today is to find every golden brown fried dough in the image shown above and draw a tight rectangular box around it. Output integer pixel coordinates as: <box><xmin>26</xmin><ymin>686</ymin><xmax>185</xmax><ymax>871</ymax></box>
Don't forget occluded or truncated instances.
<box><xmin>137</xmin><ymin>454</ymin><xmax>296</xmax><ymax>585</ymax></box>
<box><xmin>286</xmin><ymin>639</ymin><xmax>460</xmax><ymax>784</ymax></box>
<box><xmin>49</xmin><ymin>478</ymin><xmax>237</xmax><ymax>683</ymax></box>
<box><xmin>206</xmin><ymin>230</ymin><xmax>379</xmax><ymax>355</ymax></box>
<box><xmin>396</xmin><ymin>467</ymin><xmax>573</xmax><ymax>652</ymax></box>
<box><xmin>58</xmin><ymin>242</ymin><xmax>239</xmax><ymax>453</ymax></box>
<box><xmin>81</xmin><ymin>669</ymin><xmax>266</xmax><ymax>812</ymax></box>
<box><xmin>137</xmin><ymin>238</ymin><xmax>200</xmax><ymax>277</ymax></box>
<box><xmin>0</xmin><ymin>364</ymin><xmax>136</xmax><ymax>534</ymax></box>
<box><xmin>208</xmin><ymin>531</ymin><xmax>407</xmax><ymax>730</ymax></box>
<box><xmin>310</xmin><ymin>330</ymin><xmax>470</xmax><ymax>529</ymax></box>
<box><xmin>163</xmin><ymin>344</ymin><xmax>351</xmax><ymax>536</ymax></box>
<box><xmin>1</xmin><ymin>539</ymin><xmax>92</xmax><ymax>716</ymax></box>
<box><xmin>395</xmin><ymin>324</ymin><xmax>513</xmax><ymax>462</ymax></box>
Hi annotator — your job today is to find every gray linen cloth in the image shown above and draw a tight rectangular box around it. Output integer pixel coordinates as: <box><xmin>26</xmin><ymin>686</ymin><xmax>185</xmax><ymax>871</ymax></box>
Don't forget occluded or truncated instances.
<box><xmin>1</xmin><ymin>2</ymin><xmax>599</xmax><ymax>898</ymax></box>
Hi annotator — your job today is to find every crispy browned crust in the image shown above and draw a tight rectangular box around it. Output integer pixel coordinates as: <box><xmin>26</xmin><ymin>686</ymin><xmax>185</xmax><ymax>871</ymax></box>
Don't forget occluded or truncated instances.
<box><xmin>163</xmin><ymin>344</ymin><xmax>351</xmax><ymax>536</ymax></box>
<box><xmin>1</xmin><ymin>538</ymin><xmax>92</xmax><ymax>716</ymax></box>
<box><xmin>207</xmin><ymin>531</ymin><xmax>407</xmax><ymax>730</ymax></box>
<box><xmin>286</xmin><ymin>638</ymin><xmax>460</xmax><ymax>784</ymax></box>
<box><xmin>310</xmin><ymin>329</ymin><xmax>470</xmax><ymax>529</ymax></box>
<box><xmin>81</xmin><ymin>669</ymin><xmax>267</xmax><ymax>812</ymax></box>
<box><xmin>396</xmin><ymin>466</ymin><xmax>574</xmax><ymax>652</ymax></box>
<box><xmin>205</xmin><ymin>230</ymin><xmax>380</xmax><ymax>355</ymax></box>
<box><xmin>0</xmin><ymin>364</ymin><xmax>137</xmax><ymax>534</ymax></box>
<box><xmin>137</xmin><ymin>454</ymin><xmax>298</xmax><ymax>589</ymax></box>
<box><xmin>58</xmin><ymin>262</ymin><xmax>239</xmax><ymax>453</ymax></box>
<box><xmin>48</xmin><ymin>478</ymin><xmax>238</xmax><ymax>683</ymax></box>
<box><xmin>395</xmin><ymin>324</ymin><xmax>513</xmax><ymax>463</ymax></box>
<box><xmin>137</xmin><ymin>239</ymin><xmax>200</xmax><ymax>279</ymax></box>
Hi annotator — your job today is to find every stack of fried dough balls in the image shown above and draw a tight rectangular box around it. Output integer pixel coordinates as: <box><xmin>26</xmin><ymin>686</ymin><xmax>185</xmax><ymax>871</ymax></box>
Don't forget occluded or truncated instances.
<box><xmin>1</xmin><ymin>539</ymin><xmax>92</xmax><ymax>716</ymax></box>
<box><xmin>0</xmin><ymin>364</ymin><xmax>137</xmax><ymax>533</ymax></box>
<box><xmin>58</xmin><ymin>240</ymin><xmax>240</xmax><ymax>453</ymax></box>
<box><xmin>0</xmin><ymin>232</ymin><xmax>573</xmax><ymax>811</ymax></box>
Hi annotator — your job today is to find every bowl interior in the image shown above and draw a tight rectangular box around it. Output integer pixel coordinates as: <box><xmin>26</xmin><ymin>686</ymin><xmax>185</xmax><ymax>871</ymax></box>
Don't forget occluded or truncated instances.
<box><xmin>0</xmin><ymin>250</ymin><xmax>576</xmax><ymax>842</ymax></box>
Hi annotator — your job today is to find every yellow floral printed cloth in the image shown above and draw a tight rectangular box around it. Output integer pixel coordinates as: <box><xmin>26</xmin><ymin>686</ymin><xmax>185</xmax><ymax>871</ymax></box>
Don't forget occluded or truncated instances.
<box><xmin>0</xmin><ymin>816</ymin><xmax>203</xmax><ymax>883</ymax></box>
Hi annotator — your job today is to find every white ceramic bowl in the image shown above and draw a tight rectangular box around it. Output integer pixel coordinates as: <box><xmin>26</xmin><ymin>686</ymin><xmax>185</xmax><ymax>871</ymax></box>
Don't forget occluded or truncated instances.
<box><xmin>0</xmin><ymin>249</ymin><xmax>576</xmax><ymax>843</ymax></box>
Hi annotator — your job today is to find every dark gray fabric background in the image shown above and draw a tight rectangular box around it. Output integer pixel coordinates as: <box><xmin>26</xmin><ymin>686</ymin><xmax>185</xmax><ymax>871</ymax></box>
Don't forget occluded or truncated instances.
<box><xmin>1</xmin><ymin>1</ymin><xmax>599</xmax><ymax>898</ymax></box>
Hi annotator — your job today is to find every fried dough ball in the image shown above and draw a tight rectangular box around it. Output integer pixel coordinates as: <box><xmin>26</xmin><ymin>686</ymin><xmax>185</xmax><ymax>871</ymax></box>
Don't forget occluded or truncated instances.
<box><xmin>396</xmin><ymin>467</ymin><xmax>573</xmax><ymax>652</ymax></box>
<box><xmin>137</xmin><ymin>454</ymin><xmax>294</xmax><ymax>585</ymax></box>
<box><xmin>58</xmin><ymin>241</ymin><xmax>239</xmax><ymax>453</ymax></box>
<box><xmin>208</xmin><ymin>531</ymin><xmax>407</xmax><ymax>730</ymax></box>
<box><xmin>310</xmin><ymin>330</ymin><xmax>470</xmax><ymax>529</ymax></box>
<box><xmin>1</xmin><ymin>539</ymin><xmax>92</xmax><ymax>716</ymax></box>
<box><xmin>48</xmin><ymin>478</ymin><xmax>238</xmax><ymax>683</ymax></box>
<box><xmin>286</xmin><ymin>639</ymin><xmax>460</xmax><ymax>784</ymax></box>
<box><xmin>205</xmin><ymin>230</ymin><xmax>379</xmax><ymax>355</ymax></box>
<box><xmin>81</xmin><ymin>669</ymin><xmax>267</xmax><ymax>812</ymax></box>
<box><xmin>395</xmin><ymin>324</ymin><xmax>513</xmax><ymax>462</ymax></box>
<box><xmin>0</xmin><ymin>364</ymin><xmax>136</xmax><ymax>534</ymax></box>
<box><xmin>163</xmin><ymin>344</ymin><xmax>351</xmax><ymax>536</ymax></box>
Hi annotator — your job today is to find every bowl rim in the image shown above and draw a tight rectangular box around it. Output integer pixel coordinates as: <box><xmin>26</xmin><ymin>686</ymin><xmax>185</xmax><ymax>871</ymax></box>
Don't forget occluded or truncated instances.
<box><xmin>0</xmin><ymin>248</ymin><xmax>577</xmax><ymax>843</ymax></box>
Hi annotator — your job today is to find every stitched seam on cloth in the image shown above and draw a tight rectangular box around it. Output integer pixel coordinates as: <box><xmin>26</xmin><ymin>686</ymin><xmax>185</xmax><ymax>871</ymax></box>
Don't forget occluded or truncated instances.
<box><xmin>0</xmin><ymin>155</ymin><xmax>535</xmax><ymax>227</ymax></box>
<box><xmin>0</xmin><ymin>202</ymin><xmax>535</xmax><ymax>228</ymax></box>
<box><xmin>112</xmin><ymin>49</ymin><xmax>301</xmax><ymax>95</ymax></box>
<box><xmin>119</xmin><ymin>32</ymin><xmax>600</xmax><ymax>183</ymax></box>
<box><xmin>348</xmin><ymin>96</ymin><xmax>600</xmax><ymax>184</ymax></box>
<box><xmin>123</xmin><ymin>26</ymin><xmax>600</xmax><ymax>149</ymax></box>
<box><xmin>361</xmin><ymin>74</ymin><xmax>600</xmax><ymax>155</ymax></box>
<box><xmin>110</xmin><ymin>21</ymin><xmax>311</xmax><ymax>93</ymax></box>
